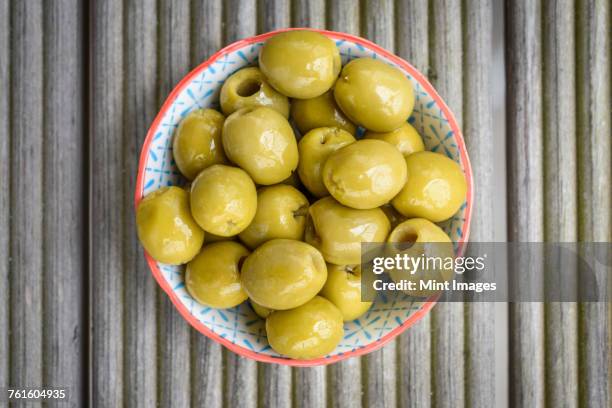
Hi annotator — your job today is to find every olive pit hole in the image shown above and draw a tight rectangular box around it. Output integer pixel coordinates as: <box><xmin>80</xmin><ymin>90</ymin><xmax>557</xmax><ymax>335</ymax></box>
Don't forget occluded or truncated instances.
<box><xmin>236</xmin><ymin>79</ymin><xmax>262</xmax><ymax>97</ymax></box>
<box><xmin>394</xmin><ymin>230</ymin><xmax>418</xmax><ymax>249</ymax></box>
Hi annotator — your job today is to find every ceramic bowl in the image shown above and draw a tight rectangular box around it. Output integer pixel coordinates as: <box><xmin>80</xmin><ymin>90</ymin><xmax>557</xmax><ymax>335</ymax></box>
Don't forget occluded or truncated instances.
<box><xmin>135</xmin><ymin>28</ymin><xmax>473</xmax><ymax>366</ymax></box>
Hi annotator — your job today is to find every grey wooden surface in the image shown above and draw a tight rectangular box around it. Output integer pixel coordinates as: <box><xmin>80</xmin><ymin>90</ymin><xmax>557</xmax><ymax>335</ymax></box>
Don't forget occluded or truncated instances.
<box><xmin>1</xmin><ymin>0</ymin><xmax>610</xmax><ymax>407</ymax></box>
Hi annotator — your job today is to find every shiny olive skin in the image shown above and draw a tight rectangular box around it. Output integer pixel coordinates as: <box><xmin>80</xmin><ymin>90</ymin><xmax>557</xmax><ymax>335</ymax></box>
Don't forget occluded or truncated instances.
<box><xmin>291</xmin><ymin>91</ymin><xmax>356</xmax><ymax>135</ymax></box>
<box><xmin>241</xmin><ymin>239</ymin><xmax>328</xmax><ymax>310</ymax></box>
<box><xmin>334</xmin><ymin>58</ymin><xmax>414</xmax><ymax>132</ymax></box>
<box><xmin>322</xmin><ymin>139</ymin><xmax>407</xmax><ymax>209</ymax></box>
<box><xmin>259</xmin><ymin>30</ymin><xmax>341</xmax><ymax>99</ymax></box>
<box><xmin>297</xmin><ymin>127</ymin><xmax>356</xmax><ymax>197</ymax></box>
<box><xmin>185</xmin><ymin>241</ymin><xmax>250</xmax><ymax>308</ymax></box>
<box><xmin>305</xmin><ymin>197</ymin><xmax>390</xmax><ymax>265</ymax></box>
<box><xmin>136</xmin><ymin>186</ymin><xmax>204</xmax><ymax>265</ymax></box>
<box><xmin>391</xmin><ymin>151</ymin><xmax>467</xmax><ymax>222</ymax></box>
<box><xmin>223</xmin><ymin>107</ymin><xmax>299</xmax><ymax>185</ymax></box>
<box><xmin>173</xmin><ymin>109</ymin><xmax>227</xmax><ymax>180</ymax></box>
<box><xmin>250</xmin><ymin>300</ymin><xmax>273</xmax><ymax>319</ymax></box>
<box><xmin>364</xmin><ymin>123</ymin><xmax>425</xmax><ymax>158</ymax></box>
<box><xmin>220</xmin><ymin>67</ymin><xmax>290</xmax><ymax>118</ymax></box>
<box><xmin>320</xmin><ymin>264</ymin><xmax>372</xmax><ymax>321</ymax></box>
<box><xmin>190</xmin><ymin>164</ymin><xmax>257</xmax><ymax>236</ymax></box>
<box><xmin>266</xmin><ymin>296</ymin><xmax>343</xmax><ymax>359</ymax></box>
<box><xmin>386</xmin><ymin>218</ymin><xmax>454</xmax><ymax>297</ymax></box>
<box><xmin>239</xmin><ymin>185</ymin><xmax>309</xmax><ymax>249</ymax></box>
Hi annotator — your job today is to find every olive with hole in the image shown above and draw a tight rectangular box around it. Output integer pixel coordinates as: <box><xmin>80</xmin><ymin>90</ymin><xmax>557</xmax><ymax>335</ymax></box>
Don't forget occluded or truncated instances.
<box><xmin>241</xmin><ymin>239</ymin><xmax>327</xmax><ymax>310</ymax></box>
<box><xmin>391</xmin><ymin>151</ymin><xmax>467</xmax><ymax>222</ymax></box>
<box><xmin>266</xmin><ymin>296</ymin><xmax>343</xmax><ymax>359</ymax></box>
<box><xmin>320</xmin><ymin>264</ymin><xmax>372</xmax><ymax>321</ymax></box>
<box><xmin>136</xmin><ymin>186</ymin><xmax>204</xmax><ymax>265</ymax></box>
<box><xmin>305</xmin><ymin>197</ymin><xmax>390</xmax><ymax>265</ymax></box>
<box><xmin>259</xmin><ymin>30</ymin><xmax>341</xmax><ymax>99</ymax></box>
<box><xmin>364</xmin><ymin>123</ymin><xmax>424</xmax><ymax>158</ymax></box>
<box><xmin>185</xmin><ymin>241</ymin><xmax>250</xmax><ymax>308</ymax></box>
<box><xmin>223</xmin><ymin>107</ymin><xmax>299</xmax><ymax>185</ymax></box>
<box><xmin>291</xmin><ymin>91</ymin><xmax>356</xmax><ymax>135</ymax></box>
<box><xmin>386</xmin><ymin>218</ymin><xmax>454</xmax><ymax>297</ymax></box>
<box><xmin>334</xmin><ymin>58</ymin><xmax>414</xmax><ymax>132</ymax></box>
<box><xmin>322</xmin><ymin>139</ymin><xmax>407</xmax><ymax>209</ymax></box>
<box><xmin>172</xmin><ymin>109</ymin><xmax>227</xmax><ymax>180</ymax></box>
<box><xmin>297</xmin><ymin>127</ymin><xmax>356</xmax><ymax>197</ymax></box>
<box><xmin>239</xmin><ymin>185</ymin><xmax>309</xmax><ymax>249</ymax></box>
<box><xmin>220</xmin><ymin>67</ymin><xmax>290</xmax><ymax>117</ymax></box>
<box><xmin>190</xmin><ymin>164</ymin><xmax>257</xmax><ymax>236</ymax></box>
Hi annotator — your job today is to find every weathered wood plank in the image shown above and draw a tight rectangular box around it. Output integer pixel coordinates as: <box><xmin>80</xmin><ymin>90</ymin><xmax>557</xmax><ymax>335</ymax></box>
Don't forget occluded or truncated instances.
<box><xmin>506</xmin><ymin>1</ymin><xmax>546</xmax><ymax>407</ymax></box>
<box><xmin>0</xmin><ymin>0</ymin><xmax>10</xmax><ymax>395</ymax></box>
<box><xmin>324</xmin><ymin>3</ymin><xmax>362</xmax><ymax>408</ymax></box>
<box><xmin>225</xmin><ymin>0</ymin><xmax>257</xmax><ymax>42</ymax></box>
<box><xmin>190</xmin><ymin>2</ymin><xmax>224</xmax><ymax>407</ymax></box>
<box><xmin>542</xmin><ymin>1</ymin><xmax>578</xmax><ymax>407</ymax></box>
<box><xmin>294</xmin><ymin>367</ymin><xmax>327</xmax><ymax>408</ymax></box>
<box><xmin>430</xmin><ymin>1</ymin><xmax>465</xmax><ymax>407</ymax></box>
<box><xmin>123</xmin><ymin>1</ymin><xmax>158</xmax><ymax>407</ymax></box>
<box><xmin>91</xmin><ymin>0</ymin><xmax>125</xmax><ymax>405</ymax></box>
<box><xmin>157</xmin><ymin>1</ymin><xmax>193</xmax><ymax>407</ymax></box>
<box><xmin>259</xmin><ymin>0</ymin><xmax>291</xmax><ymax>31</ymax></box>
<box><xmin>462</xmin><ymin>1</ymin><xmax>495</xmax><ymax>407</ymax></box>
<box><xmin>42</xmin><ymin>0</ymin><xmax>85</xmax><ymax>406</ymax></box>
<box><xmin>576</xmin><ymin>0</ymin><xmax>611</xmax><ymax>407</ymax></box>
<box><xmin>395</xmin><ymin>2</ymin><xmax>433</xmax><ymax>406</ymax></box>
<box><xmin>9</xmin><ymin>0</ymin><xmax>44</xmax><ymax>399</ymax></box>
<box><xmin>362</xmin><ymin>3</ymin><xmax>397</xmax><ymax>407</ymax></box>
<box><xmin>292</xmin><ymin>0</ymin><xmax>325</xmax><ymax>29</ymax></box>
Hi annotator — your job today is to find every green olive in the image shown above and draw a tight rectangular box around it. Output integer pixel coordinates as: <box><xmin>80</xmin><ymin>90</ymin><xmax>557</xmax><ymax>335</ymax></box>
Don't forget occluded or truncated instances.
<box><xmin>223</xmin><ymin>107</ymin><xmax>298</xmax><ymax>185</ymax></box>
<box><xmin>266</xmin><ymin>296</ymin><xmax>343</xmax><ymax>359</ymax></box>
<box><xmin>322</xmin><ymin>139</ymin><xmax>407</xmax><ymax>209</ymax></box>
<box><xmin>380</xmin><ymin>204</ymin><xmax>407</xmax><ymax>229</ymax></box>
<box><xmin>136</xmin><ymin>186</ymin><xmax>204</xmax><ymax>265</ymax></box>
<box><xmin>241</xmin><ymin>239</ymin><xmax>327</xmax><ymax>310</ymax></box>
<box><xmin>279</xmin><ymin>171</ymin><xmax>303</xmax><ymax>189</ymax></box>
<box><xmin>190</xmin><ymin>164</ymin><xmax>257</xmax><ymax>236</ymax></box>
<box><xmin>239</xmin><ymin>185</ymin><xmax>309</xmax><ymax>249</ymax></box>
<box><xmin>320</xmin><ymin>264</ymin><xmax>372</xmax><ymax>321</ymax></box>
<box><xmin>391</xmin><ymin>151</ymin><xmax>467</xmax><ymax>222</ymax></box>
<box><xmin>386</xmin><ymin>218</ymin><xmax>454</xmax><ymax>297</ymax></box>
<box><xmin>305</xmin><ymin>197</ymin><xmax>390</xmax><ymax>265</ymax></box>
<box><xmin>290</xmin><ymin>91</ymin><xmax>356</xmax><ymax>135</ymax></box>
<box><xmin>297</xmin><ymin>127</ymin><xmax>356</xmax><ymax>197</ymax></box>
<box><xmin>220</xmin><ymin>67</ymin><xmax>290</xmax><ymax>118</ymax></box>
<box><xmin>204</xmin><ymin>232</ymin><xmax>236</xmax><ymax>243</ymax></box>
<box><xmin>250</xmin><ymin>300</ymin><xmax>273</xmax><ymax>318</ymax></box>
<box><xmin>172</xmin><ymin>109</ymin><xmax>227</xmax><ymax>180</ymax></box>
<box><xmin>334</xmin><ymin>58</ymin><xmax>414</xmax><ymax>132</ymax></box>
<box><xmin>185</xmin><ymin>241</ymin><xmax>250</xmax><ymax>308</ymax></box>
<box><xmin>259</xmin><ymin>30</ymin><xmax>341</xmax><ymax>99</ymax></box>
<box><xmin>364</xmin><ymin>123</ymin><xmax>424</xmax><ymax>158</ymax></box>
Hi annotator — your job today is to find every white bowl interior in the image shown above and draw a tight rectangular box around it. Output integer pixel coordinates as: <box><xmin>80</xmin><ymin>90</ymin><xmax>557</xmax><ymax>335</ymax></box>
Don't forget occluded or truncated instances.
<box><xmin>140</xmin><ymin>35</ymin><xmax>468</xmax><ymax>361</ymax></box>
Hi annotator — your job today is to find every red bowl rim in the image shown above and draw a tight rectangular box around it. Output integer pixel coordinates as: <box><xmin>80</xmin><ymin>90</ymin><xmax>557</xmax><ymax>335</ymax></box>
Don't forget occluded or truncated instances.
<box><xmin>134</xmin><ymin>28</ymin><xmax>474</xmax><ymax>367</ymax></box>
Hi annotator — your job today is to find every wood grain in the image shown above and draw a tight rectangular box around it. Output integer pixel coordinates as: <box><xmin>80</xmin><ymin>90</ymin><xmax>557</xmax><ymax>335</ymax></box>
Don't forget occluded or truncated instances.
<box><xmin>506</xmin><ymin>1</ymin><xmax>546</xmax><ymax>407</ymax></box>
<box><xmin>123</xmin><ymin>1</ymin><xmax>159</xmax><ymax>407</ymax></box>
<box><xmin>259</xmin><ymin>0</ymin><xmax>291</xmax><ymax>31</ymax></box>
<box><xmin>9</xmin><ymin>1</ymin><xmax>45</xmax><ymax>405</ymax></box>
<box><xmin>430</xmin><ymin>1</ymin><xmax>465</xmax><ymax>407</ymax></box>
<box><xmin>395</xmin><ymin>2</ymin><xmax>433</xmax><ymax>407</ymax></box>
<box><xmin>292</xmin><ymin>0</ymin><xmax>325</xmax><ymax>28</ymax></box>
<box><xmin>0</xmin><ymin>0</ymin><xmax>10</xmax><ymax>395</ymax></box>
<box><xmin>42</xmin><ymin>0</ymin><xmax>85</xmax><ymax>406</ymax></box>
<box><xmin>463</xmin><ymin>1</ymin><xmax>495</xmax><ymax>407</ymax></box>
<box><xmin>542</xmin><ymin>1</ymin><xmax>579</xmax><ymax>407</ymax></box>
<box><xmin>90</xmin><ymin>0</ymin><xmax>124</xmax><ymax>405</ymax></box>
<box><xmin>576</xmin><ymin>0</ymin><xmax>611</xmax><ymax>407</ymax></box>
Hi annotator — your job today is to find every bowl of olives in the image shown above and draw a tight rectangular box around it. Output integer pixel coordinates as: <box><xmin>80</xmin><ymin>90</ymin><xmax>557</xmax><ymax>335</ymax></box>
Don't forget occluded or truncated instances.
<box><xmin>135</xmin><ymin>29</ymin><xmax>472</xmax><ymax>366</ymax></box>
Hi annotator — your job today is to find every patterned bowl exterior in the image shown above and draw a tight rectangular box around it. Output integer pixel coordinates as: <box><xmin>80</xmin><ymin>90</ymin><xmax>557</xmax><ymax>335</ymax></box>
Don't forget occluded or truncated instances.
<box><xmin>135</xmin><ymin>29</ymin><xmax>473</xmax><ymax>366</ymax></box>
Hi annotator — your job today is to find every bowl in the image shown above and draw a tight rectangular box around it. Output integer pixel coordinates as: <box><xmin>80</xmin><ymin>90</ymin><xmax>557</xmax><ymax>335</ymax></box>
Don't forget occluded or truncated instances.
<box><xmin>135</xmin><ymin>28</ymin><xmax>473</xmax><ymax>366</ymax></box>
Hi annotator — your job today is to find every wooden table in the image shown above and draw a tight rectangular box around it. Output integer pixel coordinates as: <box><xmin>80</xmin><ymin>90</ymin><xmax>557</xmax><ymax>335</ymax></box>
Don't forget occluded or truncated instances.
<box><xmin>1</xmin><ymin>0</ymin><xmax>609</xmax><ymax>407</ymax></box>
